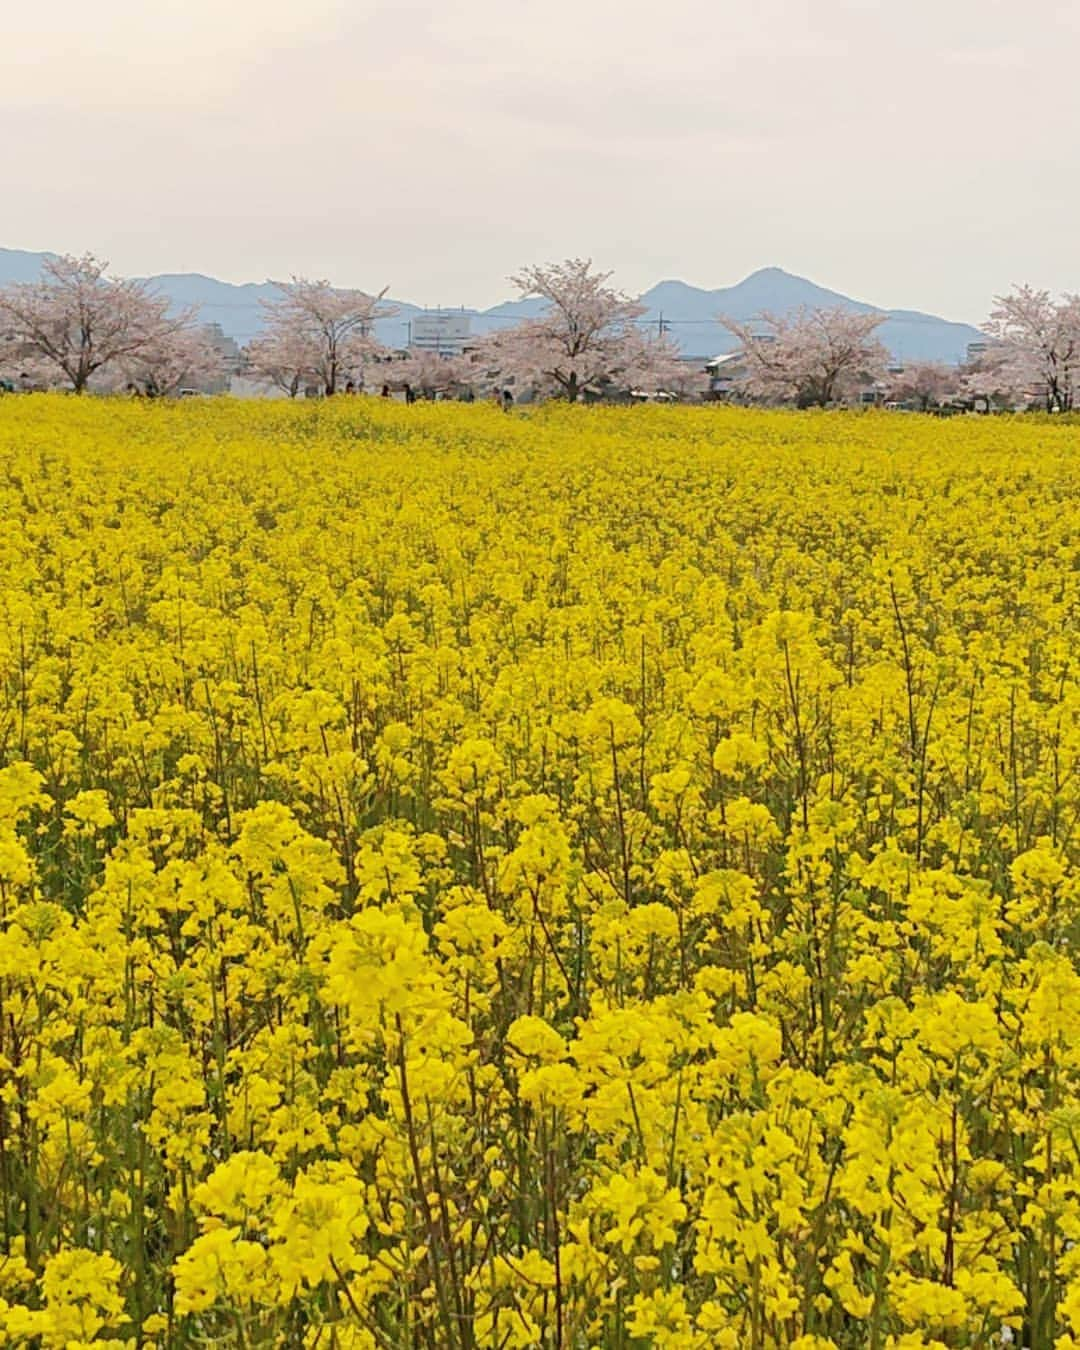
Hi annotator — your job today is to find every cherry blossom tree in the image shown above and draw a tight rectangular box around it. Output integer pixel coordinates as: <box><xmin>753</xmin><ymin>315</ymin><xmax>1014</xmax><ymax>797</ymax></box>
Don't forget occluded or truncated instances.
<box><xmin>119</xmin><ymin>326</ymin><xmax>226</xmax><ymax>396</ymax></box>
<box><xmin>621</xmin><ymin>329</ymin><xmax>703</xmax><ymax>399</ymax></box>
<box><xmin>254</xmin><ymin>277</ymin><xmax>396</xmax><ymax>397</ymax></box>
<box><xmin>385</xmin><ymin>349</ymin><xmax>474</xmax><ymax>398</ymax></box>
<box><xmin>885</xmin><ymin>360</ymin><xmax>956</xmax><ymax>411</ymax></box>
<box><xmin>245</xmin><ymin>328</ymin><xmax>318</xmax><ymax>398</ymax></box>
<box><xmin>719</xmin><ymin>307</ymin><xmax>889</xmax><ymax>407</ymax></box>
<box><xmin>985</xmin><ymin>285</ymin><xmax>1080</xmax><ymax>412</ymax></box>
<box><xmin>480</xmin><ymin>259</ymin><xmax>677</xmax><ymax>402</ymax></box>
<box><xmin>0</xmin><ymin>254</ymin><xmax>195</xmax><ymax>394</ymax></box>
<box><xmin>959</xmin><ymin>344</ymin><xmax>1033</xmax><ymax>410</ymax></box>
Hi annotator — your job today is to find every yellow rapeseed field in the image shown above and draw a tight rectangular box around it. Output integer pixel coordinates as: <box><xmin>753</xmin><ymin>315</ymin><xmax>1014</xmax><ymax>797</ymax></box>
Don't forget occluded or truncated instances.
<box><xmin>0</xmin><ymin>395</ymin><xmax>1076</xmax><ymax>1349</ymax></box>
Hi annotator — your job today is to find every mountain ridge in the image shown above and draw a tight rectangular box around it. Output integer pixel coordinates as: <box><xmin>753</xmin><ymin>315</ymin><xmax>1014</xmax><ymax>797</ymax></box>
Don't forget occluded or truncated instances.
<box><xmin>0</xmin><ymin>249</ymin><xmax>984</xmax><ymax>363</ymax></box>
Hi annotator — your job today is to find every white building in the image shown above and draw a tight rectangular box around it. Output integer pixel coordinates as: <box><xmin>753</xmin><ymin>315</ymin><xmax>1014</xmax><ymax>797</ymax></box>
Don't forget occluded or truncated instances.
<box><xmin>705</xmin><ymin>351</ymin><xmax>749</xmax><ymax>398</ymax></box>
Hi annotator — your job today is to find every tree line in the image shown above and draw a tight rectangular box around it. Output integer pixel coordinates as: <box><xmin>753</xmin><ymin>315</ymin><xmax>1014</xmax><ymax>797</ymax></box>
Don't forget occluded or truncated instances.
<box><xmin>0</xmin><ymin>254</ymin><xmax>1074</xmax><ymax>410</ymax></box>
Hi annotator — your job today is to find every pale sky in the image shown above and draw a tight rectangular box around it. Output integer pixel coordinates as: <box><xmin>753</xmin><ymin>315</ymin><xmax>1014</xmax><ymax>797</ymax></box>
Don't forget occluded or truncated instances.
<box><xmin>3</xmin><ymin>0</ymin><xmax>1076</xmax><ymax>322</ymax></box>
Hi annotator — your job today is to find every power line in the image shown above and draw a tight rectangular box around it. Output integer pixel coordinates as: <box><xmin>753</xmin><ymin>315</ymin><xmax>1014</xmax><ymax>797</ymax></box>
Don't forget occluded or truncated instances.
<box><xmin>175</xmin><ymin>301</ymin><xmax>733</xmax><ymax>327</ymax></box>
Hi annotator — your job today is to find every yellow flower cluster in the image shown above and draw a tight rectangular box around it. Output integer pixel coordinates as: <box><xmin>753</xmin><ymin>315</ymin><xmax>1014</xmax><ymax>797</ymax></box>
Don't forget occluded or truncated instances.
<box><xmin>0</xmin><ymin>394</ymin><xmax>1076</xmax><ymax>1347</ymax></box>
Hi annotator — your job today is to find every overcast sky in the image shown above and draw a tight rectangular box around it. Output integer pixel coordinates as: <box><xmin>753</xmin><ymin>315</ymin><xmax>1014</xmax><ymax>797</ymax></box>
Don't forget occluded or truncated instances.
<box><xmin>3</xmin><ymin>0</ymin><xmax>1076</xmax><ymax>322</ymax></box>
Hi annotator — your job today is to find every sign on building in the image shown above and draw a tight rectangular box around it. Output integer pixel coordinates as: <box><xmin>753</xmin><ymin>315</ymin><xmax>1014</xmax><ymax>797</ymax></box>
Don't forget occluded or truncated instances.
<box><xmin>410</xmin><ymin>312</ymin><xmax>471</xmax><ymax>354</ymax></box>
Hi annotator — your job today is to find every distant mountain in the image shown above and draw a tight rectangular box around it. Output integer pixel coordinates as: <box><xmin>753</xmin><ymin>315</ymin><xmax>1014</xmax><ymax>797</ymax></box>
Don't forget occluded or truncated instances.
<box><xmin>135</xmin><ymin>273</ymin><xmax>279</xmax><ymax>343</ymax></box>
<box><xmin>0</xmin><ymin>249</ymin><xmax>984</xmax><ymax>364</ymax></box>
<box><xmin>0</xmin><ymin>247</ymin><xmax>58</xmax><ymax>284</ymax></box>
<box><xmin>638</xmin><ymin>268</ymin><xmax>984</xmax><ymax>364</ymax></box>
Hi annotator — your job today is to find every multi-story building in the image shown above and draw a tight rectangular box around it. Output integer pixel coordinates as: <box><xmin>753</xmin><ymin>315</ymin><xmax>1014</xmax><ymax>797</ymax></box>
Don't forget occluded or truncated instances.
<box><xmin>196</xmin><ymin>323</ymin><xmax>241</xmax><ymax>393</ymax></box>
